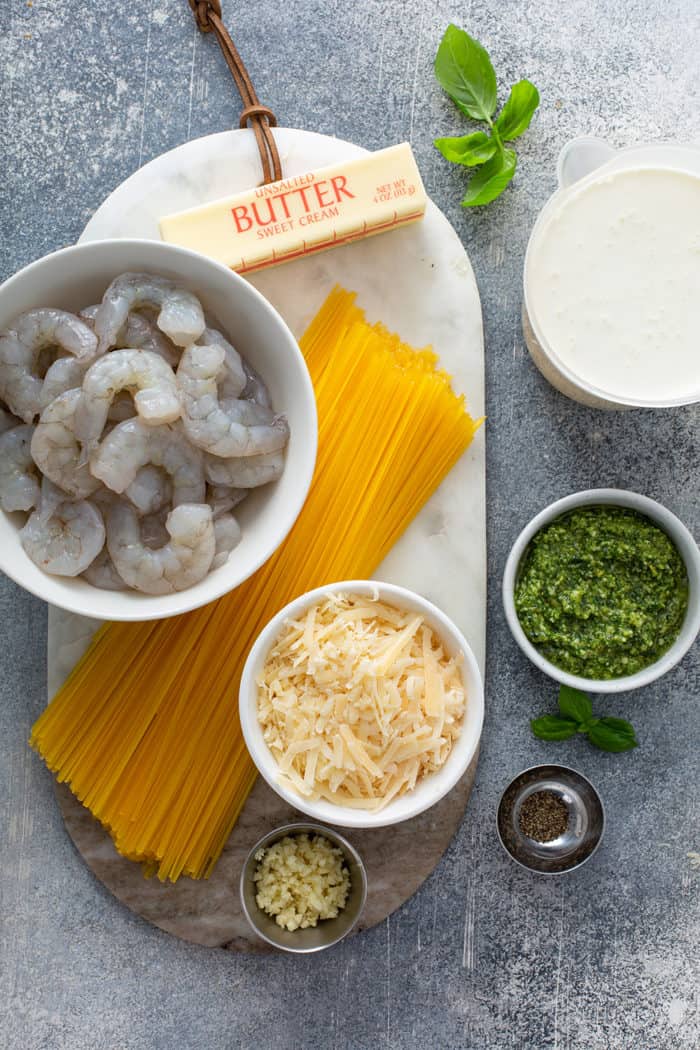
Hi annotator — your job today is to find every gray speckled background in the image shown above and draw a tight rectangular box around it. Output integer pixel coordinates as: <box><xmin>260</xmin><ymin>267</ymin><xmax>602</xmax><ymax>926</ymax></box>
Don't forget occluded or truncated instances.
<box><xmin>1</xmin><ymin>2</ymin><xmax>699</xmax><ymax>1048</ymax></box>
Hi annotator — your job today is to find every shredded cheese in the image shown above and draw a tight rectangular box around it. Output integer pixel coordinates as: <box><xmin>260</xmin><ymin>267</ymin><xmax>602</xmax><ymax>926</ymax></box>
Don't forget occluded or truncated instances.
<box><xmin>257</xmin><ymin>593</ymin><xmax>466</xmax><ymax>810</ymax></box>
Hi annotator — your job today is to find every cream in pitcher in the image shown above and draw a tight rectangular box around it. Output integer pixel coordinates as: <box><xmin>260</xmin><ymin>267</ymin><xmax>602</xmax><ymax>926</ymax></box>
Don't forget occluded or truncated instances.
<box><xmin>524</xmin><ymin>154</ymin><xmax>700</xmax><ymax>407</ymax></box>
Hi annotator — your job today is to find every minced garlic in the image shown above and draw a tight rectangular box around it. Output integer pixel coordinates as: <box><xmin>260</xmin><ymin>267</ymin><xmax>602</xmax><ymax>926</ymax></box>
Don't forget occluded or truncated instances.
<box><xmin>254</xmin><ymin>833</ymin><xmax>350</xmax><ymax>931</ymax></box>
<box><xmin>257</xmin><ymin>592</ymin><xmax>466</xmax><ymax>810</ymax></box>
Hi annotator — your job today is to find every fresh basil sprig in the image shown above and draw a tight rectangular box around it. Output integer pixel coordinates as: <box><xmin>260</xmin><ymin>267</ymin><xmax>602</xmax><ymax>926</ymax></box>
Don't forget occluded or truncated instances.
<box><xmin>433</xmin><ymin>24</ymin><xmax>540</xmax><ymax>207</ymax></box>
<box><xmin>531</xmin><ymin>686</ymin><xmax>638</xmax><ymax>753</ymax></box>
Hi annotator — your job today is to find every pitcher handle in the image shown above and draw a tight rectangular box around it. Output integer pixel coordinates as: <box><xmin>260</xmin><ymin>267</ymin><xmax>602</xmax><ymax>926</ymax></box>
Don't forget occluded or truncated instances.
<box><xmin>556</xmin><ymin>137</ymin><xmax>615</xmax><ymax>189</ymax></box>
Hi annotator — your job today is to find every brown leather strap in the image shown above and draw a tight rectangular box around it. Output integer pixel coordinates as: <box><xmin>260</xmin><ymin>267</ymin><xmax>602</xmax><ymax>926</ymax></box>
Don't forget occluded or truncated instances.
<box><xmin>188</xmin><ymin>1</ymin><xmax>282</xmax><ymax>184</ymax></box>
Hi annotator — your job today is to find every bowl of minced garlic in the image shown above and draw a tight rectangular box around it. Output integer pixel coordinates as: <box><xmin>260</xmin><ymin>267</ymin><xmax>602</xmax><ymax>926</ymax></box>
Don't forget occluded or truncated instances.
<box><xmin>240</xmin><ymin>823</ymin><xmax>367</xmax><ymax>952</ymax></box>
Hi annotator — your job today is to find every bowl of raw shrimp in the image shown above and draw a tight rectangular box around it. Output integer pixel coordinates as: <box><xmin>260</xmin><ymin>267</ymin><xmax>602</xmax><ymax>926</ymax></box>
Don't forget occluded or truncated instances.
<box><xmin>0</xmin><ymin>239</ymin><xmax>317</xmax><ymax>620</ymax></box>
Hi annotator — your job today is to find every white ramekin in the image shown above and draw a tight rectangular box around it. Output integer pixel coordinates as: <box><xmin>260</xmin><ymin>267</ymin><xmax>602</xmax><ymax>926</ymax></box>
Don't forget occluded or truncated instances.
<box><xmin>502</xmin><ymin>489</ymin><xmax>700</xmax><ymax>693</ymax></box>
<box><xmin>0</xmin><ymin>239</ymin><xmax>317</xmax><ymax>621</ymax></box>
<box><xmin>239</xmin><ymin>580</ymin><xmax>484</xmax><ymax>829</ymax></box>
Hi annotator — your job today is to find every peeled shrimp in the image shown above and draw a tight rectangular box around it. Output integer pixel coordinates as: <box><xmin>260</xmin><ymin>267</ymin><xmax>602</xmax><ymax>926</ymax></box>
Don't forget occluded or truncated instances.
<box><xmin>106</xmin><ymin>502</ymin><xmax>215</xmax><ymax>594</ymax></box>
<box><xmin>20</xmin><ymin>489</ymin><xmax>105</xmax><ymax>577</ymax></box>
<box><xmin>31</xmin><ymin>389</ymin><xmax>100</xmax><ymax>498</ymax></box>
<box><xmin>74</xmin><ymin>349</ymin><xmax>181</xmax><ymax>460</ymax></box>
<box><xmin>206</xmin><ymin>484</ymin><xmax>248</xmax><ymax>519</ymax></box>
<box><xmin>241</xmin><ymin>361</ymin><xmax>272</xmax><ymax>408</ymax></box>
<box><xmin>82</xmin><ymin>546</ymin><xmax>127</xmax><ymax>591</ymax></box>
<box><xmin>85</xmin><ymin>303</ymin><xmax>179</xmax><ymax>366</ymax></box>
<box><xmin>90</xmin><ymin>418</ymin><xmax>205</xmax><ymax>505</ymax></box>
<box><xmin>204</xmin><ymin>448</ymin><xmax>285</xmax><ymax>489</ymax></box>
<box><xmin>177</xmin><ymin>344</ymin><xmax>289</xmax><ymax>458</ymax></box>
<box><xmin>40</xmin><ymin>357</ymin><xmax>88</xmax><ymax>408</ymax></box>
<box><xmin>141</xmin><ymin>509</ymin><xmax>170</xmax><ymax>549</ymax></box>
<box><xmin>200</xmin><ymin>327</ymin><xmax>246</xmax><ymax>398</ymax></box>
<box><xmin>118</xmin><ymin>312</ymin><xmax>180</xmax><ymax>367</ymax></box>
<box><xmin>212</xmin><ymin>513</ymin><xmax>242</xmax><ymax>569</ymax></box>
<box><xmin>0</xmin><ymin>425</ymin><xmax>40</xmax><ymax>512</ymax></box>
<box><xmin>0</xmin><ymin>404</ymin><xmax>21</xmax><ymax>435</ymax></box>
<box><xmin>0</xmin><ymin>309</ymin><xmax>99</xmax><ymax>423</ymax></box>
<box><xmin>79</xmin><ymin>305</ymin><xmax>99</xmax><ymax>326</ymax></box>
<box><xmin>125</xmin><ymin>464</ymin><xmax>172</xmax><ymax>515</ymax></box>
<box><xmin>94</xmin><ymin>273</ymin><xmax>205</xmax><ymax>353</ymax></box>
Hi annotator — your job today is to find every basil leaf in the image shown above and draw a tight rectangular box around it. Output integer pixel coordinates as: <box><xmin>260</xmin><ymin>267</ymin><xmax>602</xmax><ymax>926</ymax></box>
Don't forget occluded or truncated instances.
<box><xmin>587</xmin><ymin>717</ymin><xmax>638</xmax><ymax>752</ymax></box>
<box><xmin>434</xmin><ymin>131</ymin><xmax>497</xmax><ymax>167</ymax></box>
<box><xmin>557</xmin><ymin>685</ymin><xmax>593</xmax><ymax>726</ymax></box>
<box><xmin>494</xmin><ymin>79</ymin><xmax>540</xmax><ymax>140</ymax></box>
<box><xmin>461</xmin><ymin>148</ymin><xmax>516</xmax><ymax>207</ymax></box>
<box><xmin>530</xmin><ymin>715</ymin><xmax>579</xmax><ymax>741</ymax></box>
<box><xmin>434</xmin><ymin>24</ymin><xmax>497</xmax><ymax>122</ymax></box>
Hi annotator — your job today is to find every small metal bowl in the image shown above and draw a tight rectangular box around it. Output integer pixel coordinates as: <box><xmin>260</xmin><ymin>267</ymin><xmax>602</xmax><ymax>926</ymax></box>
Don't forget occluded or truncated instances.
<box><xmin>240</xmin><ymin>822</ymin><xmax>367</xmax><ymax>953</ymax></box>
<box><xmin>497</xmin><ymin>765</ymin><xmax>605</xmax><ymax>875</ymax></box>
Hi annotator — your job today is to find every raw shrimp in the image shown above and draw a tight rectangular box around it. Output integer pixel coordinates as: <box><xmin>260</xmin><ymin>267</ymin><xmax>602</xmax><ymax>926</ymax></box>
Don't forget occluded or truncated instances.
<box><xmin>212</xmin><ymin>513</ymin><xmax>242</xmax><ymax>569</ymax></box>
<box><xmin>141</xmin><ymin>509</ymin><xmax>170</xmax><ymax>549</ymax></box>
<box><xmin>74</xmin><ymin>349</ymin><xmax>181</xmax><ymax>460</ymax></box>
<box><xmin>94</xmin><ymin>273</ymin><xmax>205</xmax><ymax>352</ymax></box>
<box><xmin>0</xmin><ymin>425</ymin><xmax>40</xmax><ymax>512</ymax></box>
<box><xmin>204</xmin><ymin>448</ymin><xmax>285</xmax><ymax>489</ymax></box>
<box><xmin>41</xmin><ymin>319</ymin><xmax>176</xmax><ymax>405</ymax></box>
<box><xmin>90</xmin><ymin>419</ymin><xmax>205</xmax><ymax>505</ymax></box>
<box><xmin>200</xmin><ymin>327</ymin><xmax>246</xmax><ymax>398</ymax></box>
<box><xmin>206</xmin><ymin>484</ymin><xmax>248</xmax><ymax>519</ymax></box>
<box><xmin>31</xmin><ymin>389</ymin><xmax>100</xmax><ymax>498</ymax></box>
<box><xmin>0</xmin><ymin>404</ymin><xmax>21</xmax><ymax>435</ymax></box>
<box><xmin>177</xmin><ymin>344</ymin><xmax>289</xmax><ymax>457</ymax></box>
<box><xmin>0</xmin><ymin>309</ymin><xmax>99</xmax><ymax>422</ymax></box>
<box><xmin>119</xmin><ymin>312</ymin><xmax>180</xmax><ymax>367</ymax></box>
<box><xmin>107</xmin><ymin>392</ymin><xmax>136</xmax><ymax>423</ymax></box>
<box><xmin>125</xmin><ymin>464</ymin><xmax>172</xmax><ymax>515</ymax></box>
<box><xmin>106</xmin><ymin>502</ymin><xmax>215</xmax><ymax>594</ymax></box>
<box><xmin>241</xmin><ymin>361</ymin><xmax>272</xmax><ymax>408</ymax></box>
<box><xmin>79</xmin><ymin>305</ymin><xmax>99</xmax><ymax>326</ymax></box>
<box><xmin>40</xmin><ymin>357</ymin><xmax>87</xmax><ymax>408</ymax></box>
<box><xmin>20</xmin><ymin>489</ymin><xmax>105</xmax><ymax>577</ymax></box>
<box><xmin>83</xmin><ymin>546</ymin><xmax>127</xmax><ymax>591</ymax></box>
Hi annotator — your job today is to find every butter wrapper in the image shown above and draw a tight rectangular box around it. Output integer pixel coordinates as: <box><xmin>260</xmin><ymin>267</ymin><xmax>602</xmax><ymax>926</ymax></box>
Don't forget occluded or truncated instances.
<box><xmin>159</xmin><ymin>143</ymin><xmax>427</xmax><ymax>274</ymax></box>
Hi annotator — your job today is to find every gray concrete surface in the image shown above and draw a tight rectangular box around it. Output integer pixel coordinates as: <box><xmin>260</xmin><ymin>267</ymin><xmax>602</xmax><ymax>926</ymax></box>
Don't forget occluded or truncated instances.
<box><xmin>1</xmin><ymin>1</ymin><xmax>699</xmax><ymax>1047</ymax></box>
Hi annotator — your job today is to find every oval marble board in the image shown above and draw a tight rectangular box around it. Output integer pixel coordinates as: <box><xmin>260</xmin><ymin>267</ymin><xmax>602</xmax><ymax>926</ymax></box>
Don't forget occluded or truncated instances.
<box><xmin>47</xmin><ymin>128</ymin><xmax>485</xmax><ymax>950</ymax></box>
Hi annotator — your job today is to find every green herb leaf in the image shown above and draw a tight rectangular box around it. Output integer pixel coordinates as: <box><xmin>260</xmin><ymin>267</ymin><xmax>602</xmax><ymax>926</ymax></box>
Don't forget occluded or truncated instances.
<box><xmin>434</xmin><ymin>24</ymin><xmax>497</xmax><ymax>122</ymax></box>
<box><xmin>557</xmin><ymin>685</ymin><xmax>593</xmax><ymax>726</ymax></box>
<box><xmin>587</xmin><ymin>717</ymin><xmax>638</xmax><ymax>753</ymax></box>
<box><xmin>530</xmin><ymin>715</ymin><xmax>579</xmax><ymax>741</ymax></box>
<box><xmin>494</xmin><ymin>79</ymin><xmax>540</xmax><ymax>140</ymax></box>
<box><xmin>434</xmin><ymin>131</ymin><xmax>497</xmax><ymax>167</ymax></box>
<box><xmin>461</xmin><ymin>148</ymin><xmax>516</xmax><ymax>207</ymax></box>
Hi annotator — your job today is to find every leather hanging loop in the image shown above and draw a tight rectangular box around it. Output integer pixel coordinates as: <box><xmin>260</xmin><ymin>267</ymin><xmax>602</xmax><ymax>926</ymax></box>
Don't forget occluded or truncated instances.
<box><xmin>187</xmin><ymin>1</ymin><xmax>282</xmax><ymax>184</ymax></box>
<box><xmin>188</xmin><ymin>1</ymin><xmax>221</xmax><ymax>32</ymax></box>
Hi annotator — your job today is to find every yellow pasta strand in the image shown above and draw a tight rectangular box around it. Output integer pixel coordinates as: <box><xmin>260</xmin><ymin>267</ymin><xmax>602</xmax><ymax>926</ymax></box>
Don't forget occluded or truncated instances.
<box><xmin>30</xmin><ymin>287</ymin><xmax>482</xmax><ymax>882</ymax></box>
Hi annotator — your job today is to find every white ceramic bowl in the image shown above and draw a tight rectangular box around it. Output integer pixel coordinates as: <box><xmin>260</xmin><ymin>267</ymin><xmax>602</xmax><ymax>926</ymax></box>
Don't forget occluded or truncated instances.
<box><xmin>0</xmin><ymin>239</ymin><xmax>317</xmax><ymax>620</ymax></box>
<box><xmin>239</xmin><ymin>580</ymin><xmax>484</xmax><ymax>829</ymax></box>
<box><xmin>503</xmin><ymin>489</ymin><xmax>700</xmax><ymax>693</ymax></box>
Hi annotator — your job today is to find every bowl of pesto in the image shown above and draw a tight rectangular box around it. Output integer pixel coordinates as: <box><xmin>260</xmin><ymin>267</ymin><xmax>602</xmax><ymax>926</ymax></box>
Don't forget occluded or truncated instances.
<box><xmin>503</xmin><ymin>490</ymin><xmax>700</xmax><ymax>693</ymax></box>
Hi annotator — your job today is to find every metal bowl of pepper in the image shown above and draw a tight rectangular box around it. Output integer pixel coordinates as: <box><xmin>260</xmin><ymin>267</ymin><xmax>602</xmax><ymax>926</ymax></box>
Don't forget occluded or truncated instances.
<box><xmin>502</xmin><ymin>489</ymin><xmax>700</xmax><ymax>693</ymax></box>
<box><xmin>497</xmin><ymin>764</ymin><xmax>605</xmax><ymax>875</ymax></box>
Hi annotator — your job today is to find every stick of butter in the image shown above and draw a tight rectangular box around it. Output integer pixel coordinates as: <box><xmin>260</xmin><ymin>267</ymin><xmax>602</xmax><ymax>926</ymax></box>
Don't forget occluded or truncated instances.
<box><xmin>159</xmin><ymin>142</ymin><xmax>427</xmax><ymax>274</ymax></box>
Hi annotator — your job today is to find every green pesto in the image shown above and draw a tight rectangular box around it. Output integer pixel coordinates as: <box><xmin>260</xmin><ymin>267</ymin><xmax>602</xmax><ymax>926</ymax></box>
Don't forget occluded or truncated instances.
<box><xmin>514</xmin><ymin>506</ymin><xmax>688</xmax><ymax>679</ymax></box>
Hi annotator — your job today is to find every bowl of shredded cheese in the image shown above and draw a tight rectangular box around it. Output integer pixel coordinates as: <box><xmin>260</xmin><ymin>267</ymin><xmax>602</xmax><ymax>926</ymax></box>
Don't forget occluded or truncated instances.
<box><xmin>239</xmin><ymin>580</ymin><xmax>484</xmax><ymax>828</ymax></box>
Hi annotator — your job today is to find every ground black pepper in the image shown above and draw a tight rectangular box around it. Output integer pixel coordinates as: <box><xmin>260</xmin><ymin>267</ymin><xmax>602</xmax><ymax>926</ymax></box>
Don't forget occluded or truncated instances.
<box><xmin>518</xmin><ymin>790</ymin><xmax>568</xmax><ymax>842</ymax></box>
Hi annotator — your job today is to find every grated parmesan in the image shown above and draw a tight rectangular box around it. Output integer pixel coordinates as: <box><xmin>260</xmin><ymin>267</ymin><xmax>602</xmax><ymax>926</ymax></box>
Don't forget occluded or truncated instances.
<box><xmin>256</xmin><ymin>593</ymin><xmax>466</xmax><ymax>810</ymax></box>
